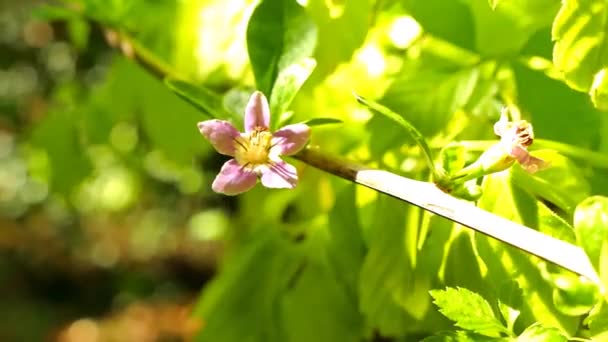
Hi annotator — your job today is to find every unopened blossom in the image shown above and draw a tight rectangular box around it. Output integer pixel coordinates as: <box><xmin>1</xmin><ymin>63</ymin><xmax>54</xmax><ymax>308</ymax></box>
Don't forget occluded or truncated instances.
<box><xmin>447</xmin><ymin>114</ymin><xmax>549</xmax><ymax>186</ymax></box>
<box><xmin>197</xmin><ymin>91</ymin><xmax>310</xmax><ymax>195</ymax></box>
<box><xmin>490</xmin><ymin>115</ymin><xmax>548</xmax><ymax>173</ymax></box>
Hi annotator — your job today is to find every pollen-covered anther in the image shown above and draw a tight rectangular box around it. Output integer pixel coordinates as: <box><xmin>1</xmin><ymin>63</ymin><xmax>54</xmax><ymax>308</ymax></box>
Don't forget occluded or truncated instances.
<box><xmin>234</xmin><ymin>128</ymin><xmax>273</xmax><ymax>167</ymax></box>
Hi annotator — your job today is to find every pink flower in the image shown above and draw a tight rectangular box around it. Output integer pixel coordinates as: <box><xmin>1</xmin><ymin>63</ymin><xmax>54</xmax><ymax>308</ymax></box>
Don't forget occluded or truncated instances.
<box><xmin>493</xmin><ymin>115</ymin><xmax>549</xmax><ymax>173</ymax></box>
<box><xmin>197</xmin><ymin>91</ymin><xmax>311</xmax><ymax>195</ymax></box>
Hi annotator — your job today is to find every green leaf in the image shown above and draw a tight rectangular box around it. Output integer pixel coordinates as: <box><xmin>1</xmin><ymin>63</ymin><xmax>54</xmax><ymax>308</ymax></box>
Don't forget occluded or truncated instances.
<box><xmin>281</xmin><ymin>249</ymin><xmax>364</xmax><ymax>342</ymax></box>
<box><xmin>550</xmin><ymin>272</ymin><xmax>600</xmax><ymax>316</ymax></box>
<box><xmin>497</xmin><ymin>281</ymin><xmax>523</xmax><ymax>332</ymax></box>
<box><xmin>31</xmin><ymin>109</ymin><xmax>92</xmax><ymax>195</ymax></box>
<box><xmin>193</xmin><ymin>230</ymin><xmax>302</xmax><ymax>342</ymax></box>
<box><xmin>475</xmin><ymin>172</ymin><xmax>580</xmax><ymax>334</ymax></box>
<box><xmin>489</xmin><ymin>0</ymin><xmax>499</xmax><ymax>10</ymax></box>
<box><xmin>510</xmin><ymin>150</ymin><xmax>590</xmax><ymax>217</ymax></box>
<box><xmin>429</xmin><ymin>287</ymin><xmax>508</xmax><ymax>336</ymax></box>
<box><xmin>269</xmin><ymin>57</ymin><xmax>317</xmax><ymax>126</ymax></box>
<box><xmin>326</xmin><ymin>184</ymin><xmax>365</xmax><ymax>303</ymax></box>
<box><xmin>468</xmin><ymin>0</ymin><xmax>558</xmax><ymax>56</ymax></box>
<box><xmin>440</xmin><ymin>143</ymin><xmax>467</xmax><ymax>175</ymax></box>
<box><xmin>359</xmin><ymin>196</ymin><xmax>415</xmax><ymax>336</ymax></box>
<box><xmin>590</xmin><ymin>67</ymin><xmax>608</xmax><ymax>110</ymax></box>
<box><xmin>378</xmin><ymin>60</ymin><xmax>482</xmax><ymax>139</ymax></box>
<box><xmin>246</xmin><ymin>0</ymin><xmax>317</xmax><ymax>99</ymax></box>
<box><xmin>164</xmin><ymin>78</ymin><xmax>235</xmax><ymax>121</ymax></box>
<box><xmin>574</xmin><ymin>196</ymin><xmax>608</xmax><ymax>273</ymax></box>
<box><xmin>354</xmin><ymin>93</ymin><xmax>440</xmax><ymax>179</ymax></box>
<box><xmin>306</xmin><ymin>0</ymin><xmax>371</xmax><ymax>83</ymax></box>
<box><xmin>101</xmin><ymin>60</ymin><xmax>206</xmax><ymax>164</ymax></box>
<box><xmin>552</xmin><ymin>0</ymin><xmax>608</xmax><ymax>94</ymax></box>
<box><xmin>512</xmin><ymin>63</ymin><xmax>601</xmax><ymax>149</ymax></box>
<box><xmin>586</xmin><ymin>301</ymin><xmax>608</xmax><ymax>336</ymax></box>
<box><xmin>301</xmin><ymin>117</ymin><xmax>343</xmax><ymax>127</ymax></box>
<box><xmin>282</xmin><ymin>214</ymin><xmax>365</xmax><ymax>342</ymax></box>
<box><xmin>403</xmin><ymin>0</ymin><xmax>476</xmax><ymax>51</ymax></box>
<box><xmin>516</xmin><ymin>323</ymin><xmax>568</xmax><ymax>342</ymax></box>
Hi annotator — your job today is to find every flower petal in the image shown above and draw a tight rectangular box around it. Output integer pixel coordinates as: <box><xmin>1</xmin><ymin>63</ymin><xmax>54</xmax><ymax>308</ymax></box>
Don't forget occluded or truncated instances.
<box><xmin>270</xmin><ymin>123</ymin><xmax>311</xmax><ymax>156</ymax></box>
<box><xmin>211</xmin><ymin>159</ymin><xmax>257</xmax><ymax>195</ymax></box>
<box><xmin>493</xmin><ymin>115</ymin><xmax>510</xmax><ymax>137</ymax></box>
<box><xmin>510</xmin><ymin>146</ymin><xmax>549</xmax><ymax>173</ymax></box>
<box><xmin>198</xmin><ymin>120</ymin><xmax>240</xmax><ymax>156</ymax></box>
<box><xmin>260</xmin><ymin>159</ymin><xmax>298</xmax><ymax>189</ymax></box>
<box><xmin>244</xmin><ymin>91</ymin><xmax>270</xmax><ymax>132</ymax></box>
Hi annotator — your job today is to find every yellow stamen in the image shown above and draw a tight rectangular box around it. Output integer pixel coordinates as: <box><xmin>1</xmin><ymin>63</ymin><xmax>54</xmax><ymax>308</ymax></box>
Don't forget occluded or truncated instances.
<box><xmin>234</xmin><ymin>127</ymin><xmax>273</xmax><ymax>168</ymax></box>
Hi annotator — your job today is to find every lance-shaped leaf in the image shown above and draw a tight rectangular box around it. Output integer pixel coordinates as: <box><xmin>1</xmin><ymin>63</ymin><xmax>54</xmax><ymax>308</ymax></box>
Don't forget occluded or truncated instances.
<box><xmin>270</xmin><ymin>58</ymin><xmax>317</xmax><ymax>129</ymax></box>
<box><xmin>552</xmin><ymin>0</ymin><xmax>608</xmax><ymax>98</ymax></box>
<box><xmin>247</xmin><ymin>0</ymin><xmax>317</xmax><ymax>114</ymax></box>
<box><xmin>164</xmin><ymin>78</ymin><xmax>235</xmax><ymax>121</ymax></box>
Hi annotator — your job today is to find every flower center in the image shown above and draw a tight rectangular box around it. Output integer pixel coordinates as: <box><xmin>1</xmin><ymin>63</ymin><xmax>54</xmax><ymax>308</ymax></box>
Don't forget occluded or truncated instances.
<box><xmin>234</xmin><ymin>128</ymin><xmax>273</xmax><ymax>167</ymax></box>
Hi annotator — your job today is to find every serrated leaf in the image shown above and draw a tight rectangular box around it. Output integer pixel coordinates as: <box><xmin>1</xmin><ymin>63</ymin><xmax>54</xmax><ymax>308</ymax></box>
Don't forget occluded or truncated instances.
<box><xmin>574</xmin><ymin>196</ymin><xmax>608</xmax><ymax>273</ymax></box>
<box><xmin>269</xmin><ymin>58</ymin><xmax>317</xmax><ymax>128</ymax></box>
<box><xmin>516</xmin><ymin>323</ymin><xmax>568</xmax><ymax>342</ymax></box>
<box><xmin>247</xmin><ymin>0</ymin><xmax>317</xmax><ymax>99</ymax></box>
<box><xmin>301</xmin><ymin>117</ymin><xmax>342</xmax><ymax>127</ymax></box>
<box><xmin>429</xmin><ymin>287</ymin><xmax>508</xmax><ymax>337</ymax></box>
<box><xmin>164</xmin><ymin>78</ymin><xmax>234</xmax><ymax>121</ymax></box>
<box><xmin>552</xmin><ymin>0</ymin><xmax>608</xmax><ymax>95</ymax></box>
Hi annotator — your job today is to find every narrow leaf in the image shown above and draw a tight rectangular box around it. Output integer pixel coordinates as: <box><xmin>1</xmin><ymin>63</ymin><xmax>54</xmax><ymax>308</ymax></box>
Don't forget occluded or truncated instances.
<box><xmin>164</xmin><ymin>78</ymin><xmax>234</xmax><ymax>120</ymax></box>
<box><xmin>354</xmin><ymin>93</ymin><xmax>440</xmax><ymax>179</ymax></box>
<box><xmin>269</xmin><ymin>58</ymin><xmax>317</xmax><ymax>128</ymax></box>
<box><xmin>301</xmin><ymin>117</ymin><xmax>342</xmax><ymax>127</ymax></box>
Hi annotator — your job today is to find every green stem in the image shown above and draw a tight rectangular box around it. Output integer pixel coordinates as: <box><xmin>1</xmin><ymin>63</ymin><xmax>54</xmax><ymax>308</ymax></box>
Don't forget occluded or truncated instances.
<box><xmin>443</xmin><ymin>140</ymin><xmax>608</xmax><ymax>170</ymax></box>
